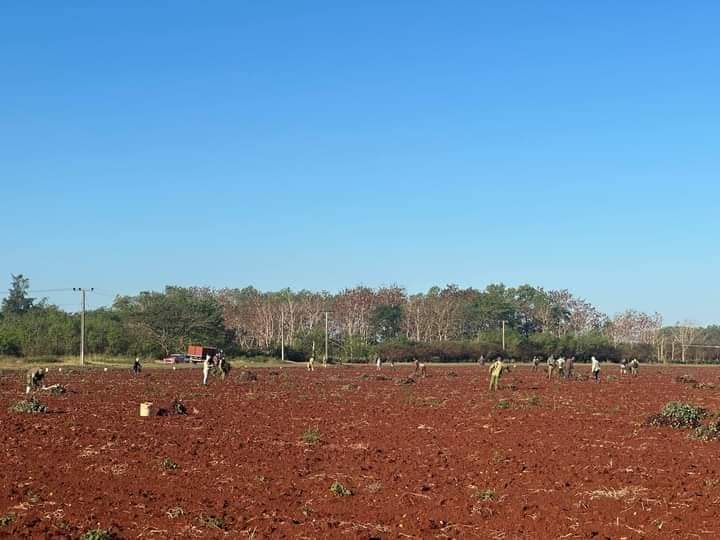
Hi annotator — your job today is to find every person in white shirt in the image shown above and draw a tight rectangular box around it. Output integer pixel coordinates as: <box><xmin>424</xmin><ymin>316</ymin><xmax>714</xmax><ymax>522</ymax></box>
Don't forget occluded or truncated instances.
<box><xmin>591</xmin><ymin>356</ymin><xmax>601</xmax><ymax>383</ymax></box>
<box><xmin>202</xmin><ymin>355</ymin><xmax>210</xmax><ymax>385</ymax></box>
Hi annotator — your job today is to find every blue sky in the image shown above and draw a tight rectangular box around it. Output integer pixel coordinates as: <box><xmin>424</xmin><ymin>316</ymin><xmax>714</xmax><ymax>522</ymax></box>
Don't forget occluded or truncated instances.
<box><xmin>1</xmin><ymin>1</ymin><xmax>719</xmax><ymax>324</ymax></box>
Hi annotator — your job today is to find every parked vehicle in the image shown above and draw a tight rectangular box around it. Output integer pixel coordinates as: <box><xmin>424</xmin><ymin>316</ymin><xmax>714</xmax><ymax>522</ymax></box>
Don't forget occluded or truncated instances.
<box><xmin>161</xmin><ymin>353</ymin><xmax>190</xmax><ymax>364</ymax></box>
<box><xmin>187</xmin><ymin>344</ymin><xmax>218</xmax><ymax>362</ymax></box>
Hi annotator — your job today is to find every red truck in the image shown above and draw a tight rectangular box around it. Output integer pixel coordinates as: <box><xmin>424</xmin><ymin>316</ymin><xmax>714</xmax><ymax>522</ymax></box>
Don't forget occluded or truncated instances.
<box><xmin>187</xmin><ymin>344</ymin><xmax>218</xmax><ymax>362</ymax></box>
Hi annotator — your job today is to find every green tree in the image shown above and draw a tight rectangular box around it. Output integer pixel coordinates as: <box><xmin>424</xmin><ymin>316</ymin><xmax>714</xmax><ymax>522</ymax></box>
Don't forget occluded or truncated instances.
<box><xmin>370</xmin><ymin>304</ymin><xmax>403</xmax><ymax>342</ymax></box>
<box><xmin>2</xmin><ymin>274</ymin><xmax>34</xmax><ymax>315</ymax></box>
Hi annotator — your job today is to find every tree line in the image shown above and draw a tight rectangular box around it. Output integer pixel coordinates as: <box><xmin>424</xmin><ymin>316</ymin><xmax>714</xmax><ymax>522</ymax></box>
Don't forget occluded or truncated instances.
<box><xmin>1</xmin><ymin>274</ymin><xmax>718</xmax><ymax>363</ymax></box>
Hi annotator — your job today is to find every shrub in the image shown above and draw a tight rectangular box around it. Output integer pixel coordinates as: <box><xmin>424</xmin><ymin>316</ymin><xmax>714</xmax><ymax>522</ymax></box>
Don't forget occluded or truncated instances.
<box><xmin>160</xmin><ymin>457</ymin><xmax>178</xmax><ymax>470</ymax></box>
<box><xmin>301</xmin><ymin>427</ymin><xmax>321</xmax><ymax>445</ymax></box>
<box><xmin>10</xmin><ymin>397</ymin><xmax>47</xmax><ymax>414</ymax></box>
<box><xmin>81</xmin><ymin>529</ymin><xmax>117</xmax><ymax>540</ymax></box>
<box><xmin>647</xmin><ymin>402</ymin><xmax>708</xmax><ymax>429</ymax></box>
<box><xmin>477</xmin><ymin>489</ymin><xmax>496</xmax><ymax>501</ymax></box>
<box><xmin>0</xmin><ymin>514</ymin><xmax>15</xmax><ymax>527</ymax></box>
<box><xmin>497</xmin><ymin>399</ymin><xmax>511</xmax><ymax>409</ymax></box>
<box><xmin>693</xmin><ymin>421</ymin><xmax>720</xmax><ymax>441</ymax></box>
<box><xmin>197</xmin><ymin>514</ymin><xmax>226</xmax><ymax>530</ymax></box>
<box><xmin>330</xmin><ymin>481</ymin><xmax>352</xmax><ymax>497</ymax></box>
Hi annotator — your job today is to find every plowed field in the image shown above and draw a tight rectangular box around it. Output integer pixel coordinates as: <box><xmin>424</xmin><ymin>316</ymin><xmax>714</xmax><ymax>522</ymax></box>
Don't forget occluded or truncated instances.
<box><xmin>1</xmin><ymin>364</ymin><xmax>720</xmax><ymax>539</ymax></box>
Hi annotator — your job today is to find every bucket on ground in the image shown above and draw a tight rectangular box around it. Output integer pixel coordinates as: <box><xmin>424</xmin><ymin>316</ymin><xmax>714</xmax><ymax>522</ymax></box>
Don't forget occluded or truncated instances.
<box><xmin>139</xmin><ymin>402</ymin><xmax>153</xmax><ymax>417</ymax></box>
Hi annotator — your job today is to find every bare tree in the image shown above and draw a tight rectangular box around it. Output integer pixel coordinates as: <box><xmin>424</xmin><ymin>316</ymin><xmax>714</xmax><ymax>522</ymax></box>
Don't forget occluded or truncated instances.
<box><xmin>672</xmin><ymin>321</ymin><xmax>699</xmax><ymax>363</ymax></box>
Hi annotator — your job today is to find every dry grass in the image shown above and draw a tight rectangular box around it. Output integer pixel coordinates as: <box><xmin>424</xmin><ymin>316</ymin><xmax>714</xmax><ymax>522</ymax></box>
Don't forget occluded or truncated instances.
<box><xmin>586</xmin><ymin>486</ymin><xmax>648</xmax><ymax>502</ymax></box>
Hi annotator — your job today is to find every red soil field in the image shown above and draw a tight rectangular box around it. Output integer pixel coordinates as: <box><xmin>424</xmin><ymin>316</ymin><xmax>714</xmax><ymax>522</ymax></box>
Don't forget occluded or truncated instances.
<box><xmin>1</xmin><ymin>363</ymin><xmax>720</xmax><ymax>539</ymax></box>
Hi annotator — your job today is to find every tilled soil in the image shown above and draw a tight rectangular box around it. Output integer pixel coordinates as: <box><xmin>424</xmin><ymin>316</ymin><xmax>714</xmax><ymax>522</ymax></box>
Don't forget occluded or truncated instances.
<box><xmin>1</xmin><ymin>364</ymin><xmax>720</xmax><ymax>539</ymax></box>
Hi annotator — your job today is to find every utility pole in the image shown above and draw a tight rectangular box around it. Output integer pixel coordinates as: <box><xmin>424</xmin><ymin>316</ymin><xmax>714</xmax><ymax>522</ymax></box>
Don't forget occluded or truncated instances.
<box><xmin>73</xmin><ymin>287</ymin><xmax>93</xmax><ymax>366</ymax></box>
<box><xmin>324</xmin><ymin>311</ymin><xmax>329</xmax><ymax>367</ymax></box>
<box><xmin>501</xmin><ymin>320</ymin><xmax>506</xmax><ymax>351</ymax></box>
<box><xmin>281</xmin><ymin>310</ymin><xmax>285</xmax><ymax>362</ymax></box>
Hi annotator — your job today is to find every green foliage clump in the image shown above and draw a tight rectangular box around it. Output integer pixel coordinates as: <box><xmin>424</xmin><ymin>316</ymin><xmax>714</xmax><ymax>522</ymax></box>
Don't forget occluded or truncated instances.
<box><xmin>50</xmin><ymin>384</ymin><xmax>67</xmax><ymax>395</ymax></box>
<box><xmin>197</xmin><ymin>514</ymin><xmax>226</xmax><ymax>530</ymax></box>
<box><xmin>0</xmin><ymin>513</ymin><xmax>15</xmax><ymax>527</ymax></box>
<box><xmin>648</xmin><ymin>402</ymin><xmax>708</xmax><ymax>429</ymax></box>
<box><xmin>301</xmin><ymin>427</ymin><xmax>321</xmax><ymax>445</ymax></box>
<box><xmin>330</xmin><ymin>481</ymin><xmax>352</xmax><ymax>497</ymax></box>
<box><xmin>693</xmin><ymin>421</ymin><xmax>720</xmax><ymax>441</ymax></box>
<box><xmin>497</xmin><ymin>399</ymin><xmax>511</xmax><ymax>409</ymax></box>
<box><xmin>80</xmin><ymin>529</ymin><xmax>117</xmax><ymax>540</ymax></box>
<box><xmin>160</xmin><ymin>457</ymin><xmax>178</xmax><ymax>470</ymax></box>
<box><xmin>10</xmin><ymin>397</ymin><xmax>47</xmax><ymax>414</ymax></box>
<box><xmin>477</xmin><ymin>489</ymin><xmax>497</xmax><ymax>501</ymax></box>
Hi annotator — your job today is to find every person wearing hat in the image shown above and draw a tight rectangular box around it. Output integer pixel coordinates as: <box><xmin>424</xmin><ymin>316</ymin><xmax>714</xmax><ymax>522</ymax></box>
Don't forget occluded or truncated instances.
<box><xmin>488</xmin><ymin>356</ymin><xmax>505</xmax><ymax>391</ymax></box>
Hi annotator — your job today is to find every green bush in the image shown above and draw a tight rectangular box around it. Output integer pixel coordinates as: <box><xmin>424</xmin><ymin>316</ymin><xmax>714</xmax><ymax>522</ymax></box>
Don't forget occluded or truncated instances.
<box><xmin>301</xmin><ymin>427</ymin><xmax>321</xmax><ymax>445</ymax></box>
<box><xmin>329</xmin><ymin>481</ymin><xmax>352</xmax><ymax>497</ymax></box>
<box><xmin>81</xmin><ymin>529</ymin><xmax>117</xmax><ymax>540</ymax></box>
<box><xmin>648</xmin><ymin>402</ymin><xmax>708</xmax><ymax>429</ymax></box>
<box><xmin>10</xmin><ymin>397</ymin><xmax>47</xmax><ymax>414</ymax></box>
<box><xmin>160</xmin><ymin>457</ymin><xmax>178</xmax><ymax>470</ymax></box>
<box><xmin>693</xmin><ymin>422</ymin><xmax>720</xmax><ymax>441</ymax></box>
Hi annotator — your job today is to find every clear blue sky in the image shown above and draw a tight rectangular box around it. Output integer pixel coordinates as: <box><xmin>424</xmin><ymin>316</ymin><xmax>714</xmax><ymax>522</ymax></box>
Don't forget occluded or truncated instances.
<box><xmin>1</xmin><ymin>1</ymin><xmax>718</xmax><ymax>324</ymax></box>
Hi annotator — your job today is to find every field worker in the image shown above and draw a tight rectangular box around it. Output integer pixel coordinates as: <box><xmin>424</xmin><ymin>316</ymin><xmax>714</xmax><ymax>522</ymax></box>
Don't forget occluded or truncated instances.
<box><xmin>488</xmin><ymin>357</ymin><xmax>504</xmax><ymax>391</ymax></box>
<box><xmin>132</xmin><ymin>357</ymin><xmax>142</xmax><ymax>376</ymax></box>
<box><xmin>478</xmin><ymin>355</ymin><xmax>485</xmax><ymax>366</ymax></box>
<box><xmin>629</xmin><ymin>358</ymin><xmax>639</xmax><ymax>376</ymax></box>
<box><xmin>376</xmin><ymin>356</ymin><xmax>382</xmax><ymax>370</ymax></box>
<box><xmin>556</xmin><ymin>356</ymin><xmax>566</xmax><ymax>378</ymax></box>
<box><xmin>547</xmin><ymin>355</ymin><xmax>556</xmax><ymax>379</ymax></box>
<box><xmin>26</xmin><ymin>368</ymin><xmax>45</xmax><ymax>394</ymax></box>
<box><xmin>619</xmin><ymin>358</ymin><xmax>628</xmax><ymax>376</ymax></box>
<box><xmin>565</xmin><ymin>356</ymin><xmax>575</xmax><ymax>378</ymax></box>
<box><xmin>591</xmin><ymin>356</ymin><xmax>601</xmax><ymax>383</ymax></box>
<box><xmin>307</xmin><ymin>356</ymin><xmax>315</xmax><ymax>372</ymax></box>
<box><xmin>202</xmin><ymin>355</ymin><xmax>210</xmax><ymax>385</ymax></box>
<box><xmin>531</xmin><ymin>356</ymin><xmax>539</xmax><ymax>371</ymax></box>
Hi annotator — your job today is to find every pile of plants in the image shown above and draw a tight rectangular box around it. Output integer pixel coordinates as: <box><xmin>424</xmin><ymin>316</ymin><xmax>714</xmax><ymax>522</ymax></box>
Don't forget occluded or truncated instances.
<box><xmin>156</xmin><ymin>398</ymin><xmax>187</xmax><ymax>416</ymax></box>
<box><xmin>693</xmin><ymin>421</ymin><xmax>720</xmax><ymax>441</ymax></box>
<box><xmin>647</xmin><ymin>402</ymin><xmax>708</xmax><ymax>429</ymax></box>
<box><xmin>396</xmin><ymin>376</ymin><xmax>416</xmax><ymax>385</ymax></box>
<box><xmin>80</xmin><ymin>529</ymin><xmax>118</xmax><ymax>540</ymax></box>
<box><xmin>329</xmin><ymin>481</ymin><xmax>352</xmax><ymax>497</ymax></box>
<box><xmin>10</xmin><ymin>397</ymin><xmax>48</xmax><ymax>414</ymax></box>
<box><xmin>675</xmin><ymin>374</ymin><xmax>698</xmax><ymax>385</ymax></box>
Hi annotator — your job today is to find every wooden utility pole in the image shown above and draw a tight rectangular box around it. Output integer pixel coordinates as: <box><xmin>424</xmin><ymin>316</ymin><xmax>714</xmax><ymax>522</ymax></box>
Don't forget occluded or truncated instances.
<box><xmin>324</xmin><ymin>311</ymin><xmax>329</xmax><ymax>366</ymax></box>
<box><xmin>73</xmin><ymin>287</ymin><xmax>93</xmax><ymax>366</ymax></box>
<box><xmin>502</xmin><ymin>320</ymin><xmax>506</xmax><ymax>351</ymax></box>
<box><xmin>281</xmin><ymin>310</ymin><xmax>285</xmax><ymax>362</ymax></box>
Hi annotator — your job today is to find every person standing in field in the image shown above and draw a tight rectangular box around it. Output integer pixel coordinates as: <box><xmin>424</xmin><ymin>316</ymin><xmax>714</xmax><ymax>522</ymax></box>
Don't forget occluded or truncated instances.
<box><xmin>565</xmin><ymin>356</ymin><xmax>574</xmax><ymax>379</ymax></box>
<box><xmin>202</xmin><ymin>355</ymin><xmax>210</xmax><ymax>385</ymax></box>
<box><xmin>26</xmin><ymin>368</ymin><xmax>45</xmax><ymax>394</ymax></box>
<box><xmin>488</xmin><ymin>356</ymin><xmax>504</xmax><ymax>391</ymax></box>
<box><xmin>531</xmin><ymin>356</ymin><xmax>539</xmax><ymax>371</ymax></box>
<box><xmin>307</xmin><ymin>356</ymin><xmax>315</xmax><ymax>372</ymax></box>
<box><xmin>629</xmin><ymin>358</ymin><xmax>639</xmax><ymax>376</ymax></box>
<box><xmin>376</xmin><ymin>356</ymin><xmax>382</xmax><ymax>370</ymax></box>
<box><xmin>556</xmin><ymin>356</ymin><xmax>566</xmax><ymax>378</ymax></box>
<box><xmin>132</xmin><ymin>357</ymin><xmax>142</xmax><ymax>376</ymax></box>
<box><xmin>619</xmin><ymin>358</ymin><xmax>628</xmax><ymax>376</ymax></box>
<box><xmin>591</xmin><ymin>356</ymin><xmax>601</xmax><ymax>383</ymax></box>
<box><xmin>547</xmin><ymin>355</ymin><xmax>556</xmax><ymax>379</ymax></box>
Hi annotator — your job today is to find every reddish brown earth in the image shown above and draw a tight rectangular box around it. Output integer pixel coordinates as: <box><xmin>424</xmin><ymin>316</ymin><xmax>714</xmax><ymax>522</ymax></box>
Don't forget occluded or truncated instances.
<box><xmin>2</xmin><ymin>363</ymin><xmax>720</xmax><ymax>539</ymax></box>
